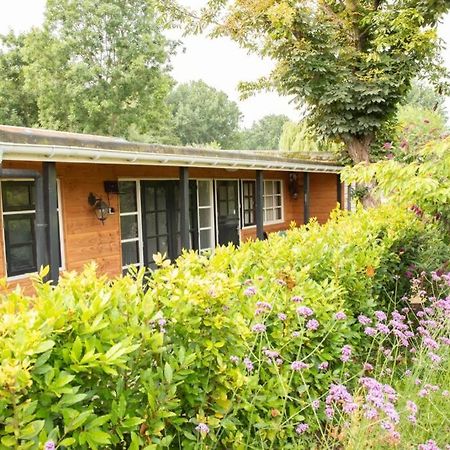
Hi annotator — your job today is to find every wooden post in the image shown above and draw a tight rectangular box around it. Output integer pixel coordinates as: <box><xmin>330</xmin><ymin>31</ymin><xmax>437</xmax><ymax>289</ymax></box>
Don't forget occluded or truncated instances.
<box><xmin>179</xmin><ymin>167</ymin><xmax>190</xmax><ymax>250</ymax></box>
<box><xmin>304</xmin><ymin>172</ymin><xmax>310</xmax><ymax>224</ymax></box>
<box><xmin>43</xmin><ymin>162</ymin><xmax>59</xmax><ymax>284</ymax></box>
<box><xmin>337</xmin><ymin>174</ymin><xmax>342</xmax><ymax>208</ymax></box>
<box><xmin>255</xmin><ymin>170</ymin><xmax>264</xmax><ymax>240</ymax></box>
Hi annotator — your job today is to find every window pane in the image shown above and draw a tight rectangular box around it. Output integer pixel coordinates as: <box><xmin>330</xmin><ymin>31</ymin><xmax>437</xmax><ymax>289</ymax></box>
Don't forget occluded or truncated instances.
<box><xmin>8</xmin><ymin>244</ymin><xmax>36</xmax><ymax>276</ymax></box>
<box><xmin>122</xmin><ymin>241</ymin><xmax>139</xmax><ymax>266</ymax></box>
<box><xmin>275</xmin><ymin>208</ymin><xmax>282</xmax><ymax>220</ymax></box>
<box><xmin>275</xmin><ymin>182</ymin><xmax>281</xmax><ymax>195</ymax></box>
<box><xmin>119</xmin><ymin>182</ymin><xmax>137</xmax><ymax>213</ymax></box>
<box><xmin>156</xmin><ymin>186</ymin><xmax>166</xmax><ymax>209</ymax></box>
<box><xmin>200</xmin><ymin>229</ymin><xmax>212</xmax><ymax>249</ymax></box>
<box><xmin>199</xmin><ymin>208</ymin><xmax>211</xmax><ymax>228</ymax></box>
<box><xmin>5</xmin><ymin>216</ymin><xmax>34</xmax><ymax>245</ymax></box>
<box><xmin>144</xmin><ymin>186</ymin><xmax>156</xmax><ymax>211</ymax></box>
<box><xmin>145</xmin><ymin>212</ymin><xmax>157</xmax><ymax>236</ymax></box>
<box><xmin>157</xmin><ymin>212</ymin><xmax>167</xmax><ymax>234</ymax></box>
<box><xmin>120</xmin><ymin>215</ymin><xmax>138</xmax><ymax>240</ymax></box>
<box><xmin>265</xmin><ymin>196</ymin><xmax>273</xmax><ymax>208</ymax></box>
<box><xmin>266</xmin><ymin>209</ymin><xmax>274</xmax><ymax>222</ymax></box>
<box><xmin>275</xmin><ymin>195</ymin><xmax>282</xmax><ymax>207</ymax></box>
<box><xmin>147</xmin><ymin>237</ymin><xmax>158</xmax><ymax>258</ymax></box>
<box><xmin>264</xmin><ymin>181</ymin><xmax>273</xmax><ymax>195</ymax></box>
<box><xmin>2</xmin><ymin>182</ymin><xmax>34</xmax><ymax>211</ymax></box>
<box><xmin>198</xmin><ymin>181</ymin><xmax>211</xmax><ymax>207</ymax></box>
<box><xmin>158</xmin><ymin>236</ymin><xmax>168</xmax><ymax>254</ymax></box>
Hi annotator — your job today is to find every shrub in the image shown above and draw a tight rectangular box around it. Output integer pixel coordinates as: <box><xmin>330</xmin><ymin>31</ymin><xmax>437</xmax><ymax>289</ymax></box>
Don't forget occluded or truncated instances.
<box><xmin>0</xmin><ymin>205</ymin><xmax>448</xmax><ymax>449</ymax></box>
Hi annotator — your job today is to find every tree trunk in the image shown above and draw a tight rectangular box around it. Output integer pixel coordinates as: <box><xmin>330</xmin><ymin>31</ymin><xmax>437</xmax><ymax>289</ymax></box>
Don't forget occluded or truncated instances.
<box><xmin>343</xmin><ymin>134</ymin><xmax>378</xmax><ymax>207</ymax></box>
<box><xmin>344</xmin><ymin>134</ymin><xmax>372</xmax><ymax>164</ymax></box>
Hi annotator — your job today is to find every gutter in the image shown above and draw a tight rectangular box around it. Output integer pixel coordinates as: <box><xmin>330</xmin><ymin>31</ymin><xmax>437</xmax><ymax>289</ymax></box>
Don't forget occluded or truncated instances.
<box><xmin>0</xmin><ymin>142</ymin><xmax>343</xmax><ymax>173</ymax></box>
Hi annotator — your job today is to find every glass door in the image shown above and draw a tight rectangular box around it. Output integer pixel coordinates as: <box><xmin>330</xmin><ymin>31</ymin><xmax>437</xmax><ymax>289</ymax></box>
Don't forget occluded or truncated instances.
<box><xmin>216</xmin><ymin>180</ymin><xmax>240</xmax><ymax>246</ymax></box>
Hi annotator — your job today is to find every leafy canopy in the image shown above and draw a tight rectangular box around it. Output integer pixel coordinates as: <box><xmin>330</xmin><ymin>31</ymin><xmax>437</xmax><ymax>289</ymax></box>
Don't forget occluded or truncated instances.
<box><xmin>15</xmin><ymin>0</ymin><xmax>174</xmax><ymax>137</ymax></box>
<box><xmin>198</xmin><ymin>0</ymin><xmax>450</xmax><ymax>163</ymax></box>
<box><xmin>168</xmin><ymin>80</ymin><xmax>241</xmax><ymax>148</ymax></box>
<box><xmin>237</xmin><ymin>114</ymin><xmax>289</xmax><ymax>150</ymax></box>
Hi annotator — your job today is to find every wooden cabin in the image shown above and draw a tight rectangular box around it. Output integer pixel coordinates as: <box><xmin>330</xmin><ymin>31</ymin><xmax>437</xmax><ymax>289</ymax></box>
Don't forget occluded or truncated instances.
<box><xmin>0</xmin><ymin>125</ymin><xmax>346</xmax><ymax>291</ymax></box>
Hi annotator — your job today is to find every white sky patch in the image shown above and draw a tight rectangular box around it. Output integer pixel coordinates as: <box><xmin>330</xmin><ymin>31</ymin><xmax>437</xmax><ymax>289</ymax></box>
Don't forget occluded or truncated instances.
<box><xmin>0</xmin><ymin>0</ymin><xmax>449</xmax><ymax>127</ymax></box>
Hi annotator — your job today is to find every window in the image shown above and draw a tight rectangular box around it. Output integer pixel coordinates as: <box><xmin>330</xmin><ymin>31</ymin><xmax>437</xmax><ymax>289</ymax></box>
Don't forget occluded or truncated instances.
<box><xmin>119</xmin><ymin>181</ymin><xmax>142</xmax><ymax>271</ymax></box>
<box><xmin>263</xmin><ymin>180</ymin><xmax>283</xmax><ymax>223</ymax></box>
<box><xmin>1</xmin><ymin>180</ymin><xmax>63</xmax><ymax>278</ymax></box>
<box><xmin>240</xmin><ymin>179</ymin><xmax>283</xmax><ymax>227</ymax></box>
<box><xmin>197</xmin><ymin>180</ymin><xmax>214</xmax><ymax>250</ymax></box>
<box><xmin>242</xmin><ymin>180</ymin><xmax>256</xmax><ymax>226</ymax></box>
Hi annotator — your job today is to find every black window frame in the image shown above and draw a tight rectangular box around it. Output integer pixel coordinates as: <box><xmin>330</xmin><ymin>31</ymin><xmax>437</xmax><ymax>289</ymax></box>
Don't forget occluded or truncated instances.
<box><xmin>241</xmin><ymin>180</ymin><xmax>256</xmax><ymax>227</ymax></box>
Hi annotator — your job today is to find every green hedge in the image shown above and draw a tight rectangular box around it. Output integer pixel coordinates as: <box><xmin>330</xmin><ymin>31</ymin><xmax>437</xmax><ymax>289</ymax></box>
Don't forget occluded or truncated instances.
<box><xmin>0</xmin><ymin>205</ymin><xmax>448</xmax><ymax>449</ymax></box>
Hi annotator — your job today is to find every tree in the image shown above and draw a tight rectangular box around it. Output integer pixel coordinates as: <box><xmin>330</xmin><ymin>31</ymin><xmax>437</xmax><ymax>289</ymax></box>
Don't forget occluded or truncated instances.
<box><xmin>200</xmin><ymin>0</ymin><xmax>450</xmax><ymax>165</ymax></box>
<box><xmin>402</xmin><ymin>80</ymin><xmax>447</xmax><ymax>118</ymax></box>
<box><xmin>238</xmin><ymin>114</ymin><xmax>288</xmax><ymax>150</ymax></box>
<box><xmin>168</xmin><ymin>80</ymin><xmax>241</xmax><ymax>148</ymax></box>
<box><xmin>0</xmin><ymin>33</ymin><xmax>38</xmax><ymax>127</ymax></box>
<box><xmin>21</xmin><ymin>0</ymin><xmax>174</xmax><ymax>137</ymax></box>
<box><xmin>279</xmin><ymin>120</ymin><xmax>343</xmax><ymax>153</ymax></box>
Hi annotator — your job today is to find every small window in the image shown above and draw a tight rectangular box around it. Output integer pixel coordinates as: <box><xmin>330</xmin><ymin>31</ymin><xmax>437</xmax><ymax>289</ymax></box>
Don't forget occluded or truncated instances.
<box><xmin>1</xmin><ymin>180</ymin><xmax>63</xmax><ymax>277</ymax></box>
<box><xmin>119</xmin><ymin>181</ymin><xmax>142</xmax><ymax>271</ymax></box>
<box><xmin>242</xmin><ymin>180</ymin><xmax>256</xmax><ymax>227</ymax></box>
<box><xmin>263</xmin><ymin>180</ymin><xmax>283</xmax><ymax>224</ymax></box>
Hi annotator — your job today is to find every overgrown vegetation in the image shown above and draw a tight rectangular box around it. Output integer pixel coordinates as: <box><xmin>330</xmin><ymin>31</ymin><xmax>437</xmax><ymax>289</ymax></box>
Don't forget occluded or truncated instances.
<box><xmin>1</xmin><ymin>196</ymin><xmax>448</xmax><ymax>448</ymax></box>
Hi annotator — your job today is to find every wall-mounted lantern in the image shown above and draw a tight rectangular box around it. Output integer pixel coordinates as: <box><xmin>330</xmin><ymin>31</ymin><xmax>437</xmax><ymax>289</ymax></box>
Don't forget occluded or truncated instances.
<box><xmin>288</xmin><ymin>173</ymin><xmax>299</xmax><ymax>199</ymax></box>
<box><xmin>88</xmin><ymin>192</ymin><xmax>112</xmax><ymax>224</ymax></box>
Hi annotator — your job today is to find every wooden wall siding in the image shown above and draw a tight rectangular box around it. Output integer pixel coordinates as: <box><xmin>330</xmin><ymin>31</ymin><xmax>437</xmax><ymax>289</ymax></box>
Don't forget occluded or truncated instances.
<box><xmin>309</xmin><ymin>173</ymin><xmax>339</xmax><ymax>223</ymax></box>
<box><xmin>0</xmin><ymin>161</ymin><xmax>338</xmax><ymax>292</ymax></box>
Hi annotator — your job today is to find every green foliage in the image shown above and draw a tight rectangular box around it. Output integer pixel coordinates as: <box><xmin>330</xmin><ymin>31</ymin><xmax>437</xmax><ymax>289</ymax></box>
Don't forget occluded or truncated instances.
<box><xmin>402</xmin><ymin>79</ymin><xmax>447</xmax><ymax>117</ymax></box>
<box><xmin>343</xmin><ymin>136</ymin><xmax>450</xmax><ymax>223</ymax></box>
<box><xmin>395</xmin><ymin>105</ymin><xmax>448</xmax><ymax>151</ymax></box>
<box><xmin>168</xmin><ymin>80</ymin><xmax>241</xmax><ymax>148</ymax></box>
<box><xmin>278</xmin><ymin>120</ymin><xmax>343</xmax><ymax>154</ymax></box>
<box><xmin>202</xmin><ymin>0</ymin><xmax>450</xmax><ymax>163</ymax></box>
<box><xmin>0</xmin><ymin>33</ymin><xmax>38</xmax><ymax>127</ymax></box>
<box><xmin>237</xmin><ymin>114</ymin><xmax>289</xmax><ymax>150</ymax></box>
<box><xmin>1</xmin><ymin>202</ymin><xmax>448</xmax><ymax>449</ymax></box>
<box><xmin>1</xmin><ymin>0</ymin><xmax>174</xmax><ymax>138</ymax></box>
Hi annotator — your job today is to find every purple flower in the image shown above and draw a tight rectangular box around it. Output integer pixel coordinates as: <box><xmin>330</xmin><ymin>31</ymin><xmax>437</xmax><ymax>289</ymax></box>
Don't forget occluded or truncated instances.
<box><xmin>318</xmin><ymin>361</ymin><xmax>329</xmax><ymax>370</ymax></box>
<box><xmin>230</xmin><ymin>355</ymin><xmax>239</xmax><ymax>364</ymax></box>
<box><xmin>292</xmin><ymin>331</ymin><xmax>300</xmax><ymax>338</ymax></box>
<box><xmin>376</xmin><ymin>323</ymin><xmax>390</xmax><ymax>334</ymax></box>
<box><xmin>44</xmin><ymin>442</ymin><xmax>55</xmax><ymax>450</ymax></box>
<box><xmin>295</xmin><ymin>423</ymin><xmax>309</xmax><ymax>434</ymax></box>
<box><xmin>358</xmin><ymin>314</ymin><xmax>371</xmax><ymax>325</ymax></box>
<box><xmin>341</xmin><ymin>345</ymin><xmax>352</xmax><ymax>362</ymax></box>
<box><xmin>375</xmin><ymin>311</ymin><xmax>387</xmax><ymax>321</ymax></box>
<box><xmin>278</xmin><ymin>313</ymin><xmax>287</xmax><ymax>321</ymax></box>
<box><xmin>256</xmin><ymin>301</ymin><xmax>272</xmax><ymax>311</ymax></box>
<box><xmin>306</xmin><ymin>319</ymin><xmax>319</xmax><ymax>331</ymax></box>
<box><xmin>311</xmin><ymin>399</ymin><xmax>320</xmax><ymax>410</ymax></box>
<box><xmin>364</xmin><ymin>408</ymin><xmax>378</xmax><ymax>419</ymax></box>
<box><xmin>423</xmin><ymin>337</ymin><xmax>439</xmax><ymax>350</ymax></box>
<box><xmin>252</xmin><ymin>323</ymin><xmax>266</xmax><ymax>333</ymax></box>
<box><xmin>291</xmin><ymin>360</ymin><xmax>308</xmax><ymax>371</ymax></box>
<box><xmin>244</xmin><ymin>357</ymin><xmax>254</xmax><ymax>372</ymax></box>
<box><xmin>364</xmin><ymin>327</ymin><xmax>377</xmax><ymax>336</ymax></box>
<box><xmin>244</xmin><ymin>286</ymin><xmax>256</xmax><ymax>296</ymax></box>
<box><xmin>406</xmin><ymin>400</ymin><xmax>417</xmax><ymax>414</ymax></box>
<box><xmin>442</xmin><ymin>390</ymin><xmax>449</xmax><ymax>397</ymax></box>
<box><xmin>291</xmin><ymin>295</ymin><xmax>303</xmax><ymax>303</ymax></box>
<box><xmin>195</xmin><ymin>423</ymin><xmax>209</xmax><ymax>434</ymax></box>
<box><xmin>363</xmin><ymin>362</ymin><xmax>373</xmax><ymax>372</ymax></box>
<box><xmin>418</xmin><ymin>388</ymin><xmax>429</xmax><ymax>398</ymax></box>
<box><xmin>335</xmin><ymin>311</ymin><xmax>347</xmax><ymax>320</ymax></box>
<box><xmin>418</xmin><ymin>440</ymin><xmax>441</xmax><ymax>450</ymax></box>
<box><xmin>325</xmin><ymin>406</ymin><xmax>334</xmax><ymax>418</ymax></box>
<box><xmin>296</xmin><ymin>306</ymin><xmax>313</xmax><ymax>317</ymax></box>
<box><xmin>383</xmin><ymin>142</ymin><xmax>393</xmax><ymax>150</ymax></box>
<box><xmin>429</xmin><ymin>352</ymin><xmax>441</xmax><ymax>364</ymax></box>
<box><xmin>263</xmin><ymin>348</ymin><xmax>280</xmax><ymax>360</ymax></box>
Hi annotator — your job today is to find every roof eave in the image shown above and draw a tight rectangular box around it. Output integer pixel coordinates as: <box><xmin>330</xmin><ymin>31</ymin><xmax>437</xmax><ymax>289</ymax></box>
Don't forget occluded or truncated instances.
<box><xmin>0</xmin><ymin>142</ymin><xmax>343</xmax><ymax>173</ymax></box>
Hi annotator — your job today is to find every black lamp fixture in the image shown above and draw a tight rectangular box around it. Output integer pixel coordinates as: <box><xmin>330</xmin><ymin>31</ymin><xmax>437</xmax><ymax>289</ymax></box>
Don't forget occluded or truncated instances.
<box><xmin>288</xmin><ymin>173</ymin><xmax>299</xmax><ymax>199</ymax></box>
<box><xmin>88</xmin><ymin>192</ymin><xmax>111</xmax><ymax>224</ymax></box>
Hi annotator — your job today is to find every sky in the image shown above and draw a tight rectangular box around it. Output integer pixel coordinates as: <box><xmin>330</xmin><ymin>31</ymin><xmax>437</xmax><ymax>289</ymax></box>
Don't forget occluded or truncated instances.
<box><xmin>0</xmin><ymin>0</ymin><xmax>449</xmax><ymax>127</ymax></box>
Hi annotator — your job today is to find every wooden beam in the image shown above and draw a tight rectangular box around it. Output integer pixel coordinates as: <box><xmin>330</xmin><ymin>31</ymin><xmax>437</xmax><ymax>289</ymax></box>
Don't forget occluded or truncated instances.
<box><xmin>179</xmin><ymin>167</ymin><xmax>190</xmax><ymax>250</ymax></box>
<box><xmin>43</xmin><ymin>162</ymin><xmax>59</xmax><ymax>284</ymax></box>
<box><xmin>337</xmin><ymin>174</ymin><xmax>342</xmax><ymax>208</ymax></box>
<box><xmin>304</xmin><ymin>172</ymin><xmax>310</xmax><ymax>224</ymax></box>
<box><xmin>256</xmin><ymin>170</ymin><xmax>264</xmax><ymax>240</ymax></box>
